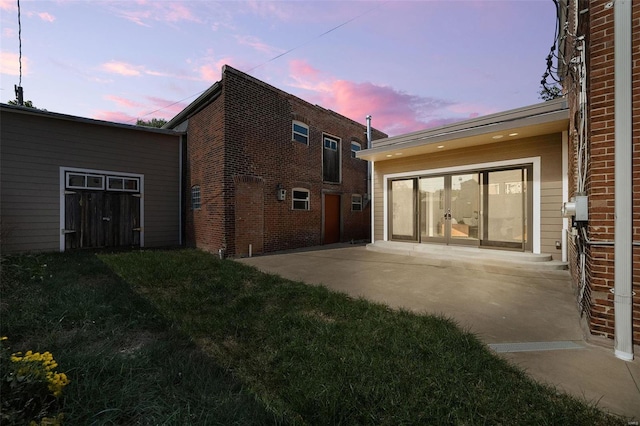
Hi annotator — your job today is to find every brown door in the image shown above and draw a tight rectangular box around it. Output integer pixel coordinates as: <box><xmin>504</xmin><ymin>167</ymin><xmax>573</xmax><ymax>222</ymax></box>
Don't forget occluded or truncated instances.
<box><xmin>324</xmin><ymin>194</ymin><xmax>340</xmax><ymax>244</ymax></box>
<box><xmin>65</xmin><ymin>191</ymin><xmax>140</xmax><ymax>249</ymax></box>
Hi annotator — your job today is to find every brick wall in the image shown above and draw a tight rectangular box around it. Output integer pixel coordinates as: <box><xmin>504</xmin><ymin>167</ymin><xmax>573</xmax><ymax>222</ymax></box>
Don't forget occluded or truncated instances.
<box><xmin>185</xmin><ymin>91</ymin><xmax>227</xmax><ymax>254</ymax></box>
<box><xmin>568</xmin><ymin>0</ymin><xmax>640</xmax><ymax>343</ymax></box>
<box><xmin>186</xmin><ymin>66</ymin><xmax>386</xmax><ymax>257</ymax></box>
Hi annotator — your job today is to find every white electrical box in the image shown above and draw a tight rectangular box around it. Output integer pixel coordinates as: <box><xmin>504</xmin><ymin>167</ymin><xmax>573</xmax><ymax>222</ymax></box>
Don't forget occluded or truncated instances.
<box><xmin>277</xmin><ymin>188</ymin><xmax>286</xmax><ymax>201</ymax></box>
<box><xmin>562</xmin><ymin>196</ymin><xmax>588</xmax><ymax>221</ymax></box>
<box><xmin>574</xmin><ymin>195</ymin><xmax>588</xmax><ymax>221</ymax></box>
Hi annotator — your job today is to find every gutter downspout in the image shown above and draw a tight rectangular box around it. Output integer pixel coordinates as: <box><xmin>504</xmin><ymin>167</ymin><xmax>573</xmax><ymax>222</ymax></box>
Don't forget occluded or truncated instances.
<box><xmin>366</xmin><ymin>115</ymin><xmax>373</xmax><ymax>244</ymax></box>
<box><xmin>613</xmin><ymin>0</ymin><xmax>633</xmax><ymax>361</ymax></box>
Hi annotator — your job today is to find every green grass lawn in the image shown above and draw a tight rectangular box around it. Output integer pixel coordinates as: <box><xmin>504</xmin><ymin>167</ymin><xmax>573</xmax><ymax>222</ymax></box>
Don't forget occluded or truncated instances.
<box><xmin>0</xmin><ymin>249</ymin><xmax>625</xmax><ymax>425</ymax></box>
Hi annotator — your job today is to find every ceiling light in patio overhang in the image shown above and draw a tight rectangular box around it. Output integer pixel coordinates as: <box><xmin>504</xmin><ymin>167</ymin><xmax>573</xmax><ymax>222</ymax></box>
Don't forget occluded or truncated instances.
<box><xmin>492</xmin><ymin>135</ymin><xmax>504</xmax><ymax>139</ymax></box>
<box><xmin>386</xmin><ymin>154</ymin><xmax>393</xmax><ymax>157</ymax></box>
<box><xmin>509</xmin><ymin>132</ymin><xmax>519</xmax><ymax>136</ymax></box>
<box><xmin>437</xmin><ymin>145</ymin><xmax>444</xmax><ymax>149</ymax></box>
<box><xmin>395</xmin><ymin>152</ymin><xmax>403</xmax><ymax>156</ymax></box>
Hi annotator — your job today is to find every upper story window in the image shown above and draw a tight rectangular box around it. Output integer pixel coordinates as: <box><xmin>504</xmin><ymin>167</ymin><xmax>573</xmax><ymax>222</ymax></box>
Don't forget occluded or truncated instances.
<box><xmin>351</xmin><ymin>141</ymin><xmax>362</xmax><ymax>158</ymax></box>
<box><xmin>191</xmin><ymin>185</ymin><xmax>201</xmax><ymax>209</ymax></box>
<box><xmin>292</xmin><ymin>121</ymin><xmax>309</xmax><ymax>144</ymax></box>
<box><xmin>292</xmin><ymin>188</ymin><xmax>310</xmax><ymax>210</ymax></box>
<box><xmin>323</xmin><ymin>134</ymin><xmax>341</xmax><ymax>183</ymax></box>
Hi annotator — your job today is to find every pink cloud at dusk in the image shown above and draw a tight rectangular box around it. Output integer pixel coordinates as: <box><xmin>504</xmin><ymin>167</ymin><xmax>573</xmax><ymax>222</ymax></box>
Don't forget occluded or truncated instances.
<box><xmin>93</xmin><ymin>110</ymin><xmax>137</xmax><ymax>124</ymax></box>
<box><xmin>114</xmin><ymin>2</ymin><xmax>200</xmax><ymax>27</ymax></box>
<box><xmin>37</xmin><ymin>12</ymin><xmax>55</xmax><ymax>22</ymax></box>
<box><xmin>245</xmin><ymin>1</ymin><xmax>291</xmax><ymax>21</ymax></box>
<box><xmin>105</xmin><ymin>95</ymin><xmax>143</xmax><ymax>109</ymax></box>
<box><xmin>0</xmin><ymin>51</ymin><xmax>27</xmax><ymax>76</ymax></box>
<box><xmin>235</xmin><ymin>35</ymin><xmax>283</xmax><ymax>56</ymax></box>
<box><xmin>287</xmin><ymin>60</ymin><xmax>477</xmax><ymax>136</ymax></box>
<box><xmin>101</xmin><ymin>61</ymin><xmax>142</xmax><ymax>77</ymax></box>
<box><xmin>0</xmin><ymin>0</ymin><xmax>16</xmax><ymax>11</ymax></box>
<box><xmin>145</xmin><ymin>96</ymin><xmax>188</xmax><ymax>118</ymax></box>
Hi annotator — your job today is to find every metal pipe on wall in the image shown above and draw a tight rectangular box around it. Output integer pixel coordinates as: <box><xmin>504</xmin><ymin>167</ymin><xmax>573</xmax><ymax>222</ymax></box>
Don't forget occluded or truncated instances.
<box><xmin>613</xmin><ymin>0</ymin><xmax>633</xmax><ymax>361</ymax></box>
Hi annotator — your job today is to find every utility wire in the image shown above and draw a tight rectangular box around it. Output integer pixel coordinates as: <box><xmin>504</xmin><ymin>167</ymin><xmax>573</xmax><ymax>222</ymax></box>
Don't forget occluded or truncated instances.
<box><xmin>132</xmin><ymin>2</ymin><xmax>385</xmax><ymax>123</ymax></box>
<box><xmin>17</xmin><ymin>0</ymin><xmax>22</xmax><ymax>87</ymax></box>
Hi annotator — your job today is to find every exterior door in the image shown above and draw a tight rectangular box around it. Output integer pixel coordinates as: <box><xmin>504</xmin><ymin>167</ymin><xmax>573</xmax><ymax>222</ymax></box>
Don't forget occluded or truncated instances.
<box><xmin>416</xmin><ymin>174</ymin><xmax>479</xmax><ymax>246</ymax></box>
<box><xmin>389</xmin><ymin>166</ymin><xmax>531</xmax><ymax>251</ymax></box>
<box><xmin>324</xmin><ymin>194</ymin><xmax>341</xmax><ymax>244</ymax></box>
<box><xmin>448</xmin><ymin>173</ymin><xmax>480</xmax><ymax>246</ymax></box>
<box><xmin>65</xmin><ymin>191</ymin><xmax>140</xmax><ymax>249</ymax></box>
<box><xmin>481</xmin><ymin>167</ymin><xmax>531</xmax><ymax>250</ymax></box>
<box><xmin>390</xmin><ymin>178</ymin><xmax>417</xmax><ymax>241</ymax></box>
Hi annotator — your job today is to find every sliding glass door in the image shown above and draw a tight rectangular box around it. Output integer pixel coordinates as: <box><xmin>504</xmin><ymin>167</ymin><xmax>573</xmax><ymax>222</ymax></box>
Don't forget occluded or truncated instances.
<box><xmin>390</xmin><ymin>178</ymin><xmax>417</xmax><ymax>241</ymax></box>
<box><xmin>389</xmin><ymin>165</ymin><xmax>531</xmax><ymax>251</ymax></box>
<box><xmin>481</xmin><ymin>167</ymin><xmax>532</xmax><ymax>250</ymax></box>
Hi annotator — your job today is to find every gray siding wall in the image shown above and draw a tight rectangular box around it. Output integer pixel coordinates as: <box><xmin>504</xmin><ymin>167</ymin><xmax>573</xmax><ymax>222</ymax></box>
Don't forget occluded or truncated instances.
<box><xmin>1</xmin><ymin>109</ymin><xmax>181</xmax><ymax>253</ymax></box>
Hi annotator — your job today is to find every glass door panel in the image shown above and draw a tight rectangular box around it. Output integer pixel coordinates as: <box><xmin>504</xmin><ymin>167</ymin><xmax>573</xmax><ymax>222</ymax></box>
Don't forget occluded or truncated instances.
<box><xmin>419</xmin><ymin>176</ymin><xmax>445</xmax><ymax>242</ymax></box>
<box><xmin>483</xmin><ymin>169</ymin><xmax>526</xmax><ymax>249</ymax></box>
<box><xmin>449</xmin><ymin>173</ymin><xmax>479</xmax><ymax>244</ymax></box>
<box><xmin>390</xmin><ymin>178</ymin><xmax>417</xmax><ymax>241</ymax></box>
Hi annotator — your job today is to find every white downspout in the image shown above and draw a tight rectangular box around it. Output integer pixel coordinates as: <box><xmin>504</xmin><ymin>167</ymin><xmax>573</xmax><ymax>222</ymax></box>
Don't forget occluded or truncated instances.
<box><xmin>613</xmin><ymin>0</ymin><xmax>633</xmax><ymax>361</ymax></box>
<box><xmin>366</xmin><ymin>115</ymin><xmax>373</xmax><ymax>243</ymax></box>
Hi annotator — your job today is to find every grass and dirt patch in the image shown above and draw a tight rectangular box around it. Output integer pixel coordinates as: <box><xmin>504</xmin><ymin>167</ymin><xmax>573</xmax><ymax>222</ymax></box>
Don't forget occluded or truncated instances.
<box><xmin>1</xmin><ymin>249</ymin><xmax>626</xmax><ymax>424</ymax></box>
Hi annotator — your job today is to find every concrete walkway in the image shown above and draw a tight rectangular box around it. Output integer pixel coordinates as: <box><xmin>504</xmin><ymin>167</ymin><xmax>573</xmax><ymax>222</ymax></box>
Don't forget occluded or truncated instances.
<box><xmin>237</xmin><ymin>244</ymin><xmax>640</xmax><ymax>420</ymax></box>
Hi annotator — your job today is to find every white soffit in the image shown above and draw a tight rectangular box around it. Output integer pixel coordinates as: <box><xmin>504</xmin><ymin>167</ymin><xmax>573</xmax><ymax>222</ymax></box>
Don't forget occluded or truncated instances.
<box><xmin>358</xmin><ymin>99</ymin><xmax>569</xmax><ymax>162</ymax></box>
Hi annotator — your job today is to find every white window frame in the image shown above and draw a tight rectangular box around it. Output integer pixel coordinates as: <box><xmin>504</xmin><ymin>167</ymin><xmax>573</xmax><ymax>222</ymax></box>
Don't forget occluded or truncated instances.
<box><xmin>324</xmin><ymin>137</ymin><xmax>338</xmax><ymax>151</ymax></box>
<box><xmin>351</xmin><ymin>194</ymin><xmax>363</xmax><ymax>211</ymax></box>
<box><xmin>66</xmin><ymin>172</ymin><xmax>105</xmax><ymax>190</ymax></box>
<box><xmin>351</xmin><ymin>141</ymin><xmax>362</xmax><ymax>158</ymax></box>
<box><xmin>191</xmin><ymin>185</ymin><xmax>201</xmax><ymax>210</ymax></box>
<box><xmin>292</xmin><ymin>120</ymin><xmax>309</xmax><ymax>145</ymax></box>
<box><xmin>381</xmin><ymin>156</ymin><xmax>541</xmax><ymax>254</ymax></box>
<box><xmin>59</xmin><ymin>166</ymin><xmax>145</xmax><ymax>252</ymax></box>
<box><xmin>107</xmin><ymin>176</ymin><xmax>140</xmax><ymax>193</ymax></box>
<box><xmin>292</xmin><ymin>188</ymin><xmax>310</xmax><ymax>211</ymax></box>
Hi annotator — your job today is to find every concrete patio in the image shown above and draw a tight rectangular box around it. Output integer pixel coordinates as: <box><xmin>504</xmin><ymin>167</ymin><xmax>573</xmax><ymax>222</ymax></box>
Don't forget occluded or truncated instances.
<box><xmin>237</xmin><ymin>244</ymin><xmax>640</xmax><ymax>420</ymax></box>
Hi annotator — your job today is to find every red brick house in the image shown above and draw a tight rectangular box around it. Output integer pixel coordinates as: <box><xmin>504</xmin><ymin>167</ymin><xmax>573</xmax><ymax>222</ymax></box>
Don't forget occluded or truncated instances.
<box><xmin>165</xmin><ymin>65</ymin><xmax>386</xmax><ymax>257</ymax></box>
<box><xmin>560</xmin><ymin>0</ymin><xmax>638</xmax><ymax>359</ymax></box>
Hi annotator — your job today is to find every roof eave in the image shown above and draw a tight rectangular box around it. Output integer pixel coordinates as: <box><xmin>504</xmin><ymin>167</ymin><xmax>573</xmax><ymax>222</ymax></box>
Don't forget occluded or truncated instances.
<box><xmin>163</xmin><ymin>81</ymin><xmax>222</xmax><ymax>129</ymax></box>
<box><xmin>1</xmin><ymin>103</ymin><xmax>184</xmax><ymax>136</ymax></box>
<box><xmin>357</xmin><ymin>99</ymin><xmax>569</xmax><ymax>161</ymax></box>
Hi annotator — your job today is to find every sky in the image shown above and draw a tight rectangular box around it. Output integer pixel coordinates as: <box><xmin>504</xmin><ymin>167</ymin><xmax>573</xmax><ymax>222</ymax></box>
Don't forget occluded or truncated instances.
<box><xmin>0</xmin><ymin>0</ymin><xmax>557</xmax><ymax>137</ymax></box>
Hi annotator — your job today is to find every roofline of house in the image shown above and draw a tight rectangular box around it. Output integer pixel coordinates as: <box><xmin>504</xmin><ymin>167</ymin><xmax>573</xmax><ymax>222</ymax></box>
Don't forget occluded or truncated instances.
<box><xmin>358</xmin><ymin>97</ymin><xmax>568</xmax><ymax>159</ymax></box>
<box><xmin>163</xmin><ymin>64</ymin><xmax>387</xmax><ymax>137</ymax></box>
<box><xmin>163</xmin><ymin>81</ymin><xmax>222</xmax><ymax>129</ymax></box>
<box><xmin>1</xmin><ymin>103</ymin><xmax>184</xmax><ymax>137</ymax></box>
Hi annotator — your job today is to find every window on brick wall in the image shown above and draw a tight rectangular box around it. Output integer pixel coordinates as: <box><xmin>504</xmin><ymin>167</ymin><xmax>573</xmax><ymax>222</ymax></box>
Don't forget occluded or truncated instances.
<box><xmin>323</xmin><ymin>134</ymin><xmax>341</xmax><ymax>183</ymax></box>
<box><xmin>352</xmin><ymin>194</ymin><xmax>362</xmax><ymax>211</ymax></box>
<box><xmin>292</xmin><ymin>188</ymin><xmax>310</xmax><ymax>210</ymax></box>
<box><xmin>351</xmin><ymin>141</ymin><xmax>361</xmax><ymax>158</ymax></box>
<box><xmin>191</xmin><ymin>185</ymin><xmax>201</xmax><ymax>210</ymax></box>
<box><xmin>292</xmin><ymin>121</ymin><xmax>309</xmax><ymax>144</ymax></box>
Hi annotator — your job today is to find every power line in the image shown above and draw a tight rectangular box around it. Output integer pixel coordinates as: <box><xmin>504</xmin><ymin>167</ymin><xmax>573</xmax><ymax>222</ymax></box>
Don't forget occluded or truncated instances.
<box><xmin>14</xmin><ymin>0</ymin><xmax>24</xmax><ymax>105</ymax></box>
<box><xmin>132</xmin><ymin>2</ymin><xmax>385</xmax><ymax>123</ymax></box>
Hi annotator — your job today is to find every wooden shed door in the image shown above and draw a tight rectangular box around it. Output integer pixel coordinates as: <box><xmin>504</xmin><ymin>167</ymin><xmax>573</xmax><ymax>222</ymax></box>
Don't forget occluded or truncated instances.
<box><xmin>65</xmin><ymin>191</ymin><xmax>140</xmax><ymax>249</ymax></box>
<box><xmin>324</xmin><ymin>194</ymin><xmax>340</xmax><ymax>244</ymax></box>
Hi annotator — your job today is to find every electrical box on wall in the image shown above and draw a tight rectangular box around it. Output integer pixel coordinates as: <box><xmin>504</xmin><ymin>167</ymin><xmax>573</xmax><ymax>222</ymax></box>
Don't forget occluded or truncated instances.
<box><xmin>574</xmin><ymin>195</ymin><xmax>588</xmax><ymax>221</ymax></box>
<box><xmin>562</xmin><ymin>195</ymin><xmax>588</xmax><ymax>221</ymax></box>
<box><xmin>277</xmin><ymin>188</ymin><xmax>286</xmax><ymax>201</ymax></box>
